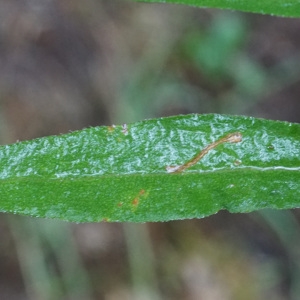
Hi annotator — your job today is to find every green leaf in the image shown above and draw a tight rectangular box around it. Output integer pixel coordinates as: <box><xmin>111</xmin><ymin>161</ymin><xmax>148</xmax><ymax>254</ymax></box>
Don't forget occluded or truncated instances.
<box><xmin>134</xmin><ymin>0</ymin><xmax>300</xmax><ymax>18</ymax></box>
<box><xmin>0</xmin><ymin>114</ymin><xmax>299</xmax><ymax>222</ymax></box>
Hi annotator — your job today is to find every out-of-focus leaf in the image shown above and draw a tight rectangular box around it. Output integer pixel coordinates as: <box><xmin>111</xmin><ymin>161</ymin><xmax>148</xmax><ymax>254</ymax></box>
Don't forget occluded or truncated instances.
<box><xmin>134</xmin><ymin>0</ymin><xmax>300</xmax><ymax>18</ymax></box>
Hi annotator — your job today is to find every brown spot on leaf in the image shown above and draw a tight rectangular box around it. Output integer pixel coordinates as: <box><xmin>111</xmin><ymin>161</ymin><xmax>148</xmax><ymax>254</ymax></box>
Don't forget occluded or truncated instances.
<box><xmin>132</xmin><ymin>198</ymin><xmax>139</xmax><ymax>206</ymax></box>
<box><xmin>107</xmin><ymin>125</ymin><xmax>116</xmax><ymax>133</ymax></box>
<box><xmin>130</xmin><ymin>189</ymin><xmax>147</xmax><ymax>211</ymax></box>
<box><xmin>117</xmin><ymin>202</ymin><xmax>123</xmax><ymax>207</ymax></box>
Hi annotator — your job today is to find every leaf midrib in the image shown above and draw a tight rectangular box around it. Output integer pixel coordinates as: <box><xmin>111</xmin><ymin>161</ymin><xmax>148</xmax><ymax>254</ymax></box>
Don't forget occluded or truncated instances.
<box><xmin>0</xmin><ymin>166</ymin><xmax>298</xmax><ymax>183</ymax></box>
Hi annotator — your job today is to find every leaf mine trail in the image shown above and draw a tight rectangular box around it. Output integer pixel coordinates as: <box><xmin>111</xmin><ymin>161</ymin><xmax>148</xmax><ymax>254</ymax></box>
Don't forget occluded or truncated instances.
<box><xmin>169</xmin><ymin>132</ymin><xmax>242</xmax><ymax>173</ymax></box>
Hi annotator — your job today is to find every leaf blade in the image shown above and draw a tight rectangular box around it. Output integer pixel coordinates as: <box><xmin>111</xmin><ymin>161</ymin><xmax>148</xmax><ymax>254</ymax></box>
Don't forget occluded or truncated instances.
<box><xmin>0</xmin><ymin>114</ymin><xmax>299</xmax><ymax>222</ymax></box>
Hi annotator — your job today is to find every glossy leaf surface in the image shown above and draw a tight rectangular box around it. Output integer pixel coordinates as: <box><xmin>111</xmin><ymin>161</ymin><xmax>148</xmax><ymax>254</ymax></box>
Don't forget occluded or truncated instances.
<box><xmin>135</xmin><ymin>0</ymin><xmax>300</xmax><ymax>18</ymax></box>
<box><xmin>0</xmin><ymin>114</ymin><xmax>299</xmax><ymax>222</ymax></box>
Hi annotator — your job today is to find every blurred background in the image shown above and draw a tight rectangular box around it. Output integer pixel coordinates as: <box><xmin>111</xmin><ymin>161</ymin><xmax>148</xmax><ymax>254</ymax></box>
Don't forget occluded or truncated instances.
<box><xmin>0</xmin><ymin>0</ymin><xmax>300</xmax><ymax>299</ymax></box>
